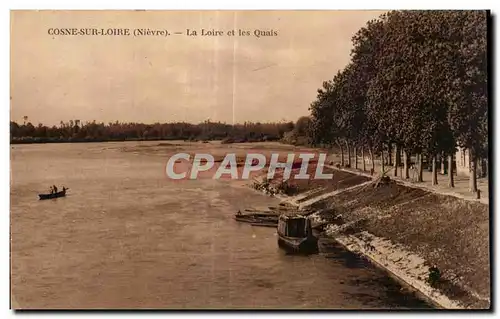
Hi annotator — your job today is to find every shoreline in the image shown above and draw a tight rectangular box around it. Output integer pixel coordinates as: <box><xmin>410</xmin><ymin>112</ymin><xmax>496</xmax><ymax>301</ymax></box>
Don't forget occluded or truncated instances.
<box><xmin>10</xmin><ymin>138</ymin><xmax>212</xmax><ymax>145</ymax></box>
<box><xmin>324</xmin><ymin>164</ymin><xmax>489</xmax><ymax>206</ymax></box>
<box><xmin>331</xmin><ymin>232</ymin><xmax>463</xmax><ymax>309</ymax></box>
<box><xmin>252</xmin><ymin>185</ymin><xmax>448</xmax><ymax>309</ymax></box>
<box><xmin>249</xmin><ymin>167</ymin><xmax>490</xmax><ymax>309</ymax></box>
<box><xmin>9</xmin><ymin>137</ymin><xmax>283</xmax><ymax>145</ymax></box>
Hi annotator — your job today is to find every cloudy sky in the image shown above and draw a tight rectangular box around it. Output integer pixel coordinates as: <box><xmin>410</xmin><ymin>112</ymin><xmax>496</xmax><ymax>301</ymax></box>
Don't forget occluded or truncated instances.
<box><xmin>11</xmin><ymin>10</ymin><xmax>384</xmax><ymax>126</ymax></box>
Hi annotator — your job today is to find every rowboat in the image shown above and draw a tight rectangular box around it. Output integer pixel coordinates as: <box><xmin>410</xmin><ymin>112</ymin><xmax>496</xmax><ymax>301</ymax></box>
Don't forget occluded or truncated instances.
<box><xmin>39</xmin><ymin>189</ymin><xmax>67</xmax><ymax>200</ymax></box>
<box><xmin>277</xmin><ymin>214</ymin><xmax>318</xmax><ymax>254</ymax></box>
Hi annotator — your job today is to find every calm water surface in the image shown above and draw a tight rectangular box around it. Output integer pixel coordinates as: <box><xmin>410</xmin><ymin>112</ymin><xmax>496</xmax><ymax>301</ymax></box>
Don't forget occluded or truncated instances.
<box><xmin>10</xmin><ymin>141</ymin><xmax>431</xmax><ymax>309</ymax></box>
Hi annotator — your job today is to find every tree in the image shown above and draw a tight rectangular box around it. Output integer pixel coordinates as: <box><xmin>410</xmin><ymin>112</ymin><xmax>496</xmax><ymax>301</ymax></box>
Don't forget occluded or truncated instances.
<box><xmin>446</xmin><ymin>11</ymin><xmax>488</xmax><ymax>192</ymax></box>
<box><xmin>295</xmin><ymin>116</ymin><xmax>311</xmax><ymax>137</ymax></box>
<box><xmin>349</xmin><ymin>19</ymin><xmax>387</xmax><ymax>172</ymax></box>
<box><xmin>307</xmin><ymin>10</ymin><xmax>487</xmax><ymax>190</ymax></box>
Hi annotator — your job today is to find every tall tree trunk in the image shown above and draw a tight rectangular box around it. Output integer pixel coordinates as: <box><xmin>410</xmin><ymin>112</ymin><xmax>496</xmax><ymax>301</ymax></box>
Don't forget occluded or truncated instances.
<box><xmin>362</xmin><ymin>148</ymin><xmax>366</xmax><ymax>171</ymax></box>
<box><xmin>403</xmin><ymin>150</ymin><xmax>410</xmax><ymax>179</ymax></box>
<box><xmin>440</xmin><ymin>152</ymin><xmax>446</xmax><ymax>175</ymax></box>
<box><xmin>346</xmin><ymin>142</ymin><xmax>351</xmax><ymax>168</ymax></box>
<box><xmin>480</xmin><ymin>158</ymin><xmax>487</xmax><ymax>178</ymax></box>
<box><xmin>354</xmin><ymin>146</ymin><xmax>358</xmax><ymax>169</ymax></box>
<box><xmin>469</xmin><ymin>150</ymin><xmax>478</xmax><ymax>192</ymax></box>
<box><xmin>369</xmin><ymin>146</ymin><xmax>375</xmax><ymax>172</ymax></box>
<box><xmin>432</xmin><ymin>155</ymin><xmax>438</xmax><ymax>185</ymax></box>
<box><xmin>399</xmin><ymin>148</ymin><xmax>403</xmax><ymax>177</ymax></box>
<box><xmin>340</xmin><ymin>143</ymin><xmax>344</xmax><ymax>166</ymax></box>
<box><xmin>417</xmin><ymin>153</ymin><xmax>423</xmax><ymax>182</ymax></box>
<box><xmin>381</xmin><ymin>150</ymin><xmax>385</xmax><ymax>174</ymax></box>
<box><xmin>448</xmin><ymin>154</ymin><xmax>454</xmax><ymax>188</ymax></box>
<box><xmin>388</xmin><ymin>143</ymin><xmax>393</xmax><ymax>166</ymax></box>
<box><xmin>393</xmin><ymin>144</ymin><xmax>399</xmax><ymax>177</ymax></box>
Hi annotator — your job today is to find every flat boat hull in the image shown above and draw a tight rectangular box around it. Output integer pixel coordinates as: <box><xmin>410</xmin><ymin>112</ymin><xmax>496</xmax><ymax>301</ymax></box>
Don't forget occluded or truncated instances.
<box><xmin>38</xmin><ymin>190</ymin><xmax>66</xmax><ymax>200</ymax></box>
<box><xmin>277</xmin><ymin>235</ymin><xmax>318</xmax><ymax>254</ymax></box>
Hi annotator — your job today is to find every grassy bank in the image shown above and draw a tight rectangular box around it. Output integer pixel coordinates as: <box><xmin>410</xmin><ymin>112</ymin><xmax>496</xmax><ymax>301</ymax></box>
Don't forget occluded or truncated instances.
<box><xmin>252</xmin><ymin>165</ymin><xmax>489</xmax><ymax>309</ymax></box>
<box><xmin>305</xmin><ymin>175</ymin><xmax>489</xmax><ymax>308</ymax></box>
<box><xmin>251</xmin><ymin>164</ymin><xmax>370</xmax><ymax>197</ymax></box>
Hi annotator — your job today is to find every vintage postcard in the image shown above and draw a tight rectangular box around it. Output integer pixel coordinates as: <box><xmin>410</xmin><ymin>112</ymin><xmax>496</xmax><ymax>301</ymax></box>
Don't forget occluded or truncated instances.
<box><xmin>10</xmin><ymin>10</ymin><xmax>490</xmax><ymax>310</ymax></box>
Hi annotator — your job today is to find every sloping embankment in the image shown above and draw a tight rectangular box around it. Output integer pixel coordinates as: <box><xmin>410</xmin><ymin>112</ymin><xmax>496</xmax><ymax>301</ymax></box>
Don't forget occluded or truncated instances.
<box><xmin>256</xmin><ymin>165</ymin><xmax>371</xmax><ymax>202</ymax></box>
<box><xmin>308</xmin><ymin>177</ymin><xmax>490</xmax><ymax>309</ymax></box>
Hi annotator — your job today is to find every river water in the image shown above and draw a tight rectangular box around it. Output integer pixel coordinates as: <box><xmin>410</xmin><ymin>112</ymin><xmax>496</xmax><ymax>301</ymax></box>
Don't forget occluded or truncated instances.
<box><xmin>10</xmin><ymin>141</ymin><xmax>431</xmax><ymax>309</ymax></box>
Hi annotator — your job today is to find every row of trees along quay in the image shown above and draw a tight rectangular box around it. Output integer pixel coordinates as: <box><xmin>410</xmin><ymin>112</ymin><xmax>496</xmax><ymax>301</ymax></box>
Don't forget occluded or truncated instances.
<box><xmin>307</xmin><ymin>10</ymin><xmax>488</xmax><ymax>193</ymax></box>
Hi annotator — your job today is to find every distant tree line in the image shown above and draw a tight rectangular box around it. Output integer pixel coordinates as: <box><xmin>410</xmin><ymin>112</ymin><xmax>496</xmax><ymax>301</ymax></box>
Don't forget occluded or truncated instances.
<box><xmin>10</xmin><ymin>119</ymin><xmax>296</xmax><ymax>144</ymax></box>
<box><xmin>281</xmin><ymin>116</ymin><xmax>311</xmax><ymax>146</ymax></box>
<box><xmin>307</xmin><ymin>10</ymin><xmax>488</xmax><ymax>192</ymax></box>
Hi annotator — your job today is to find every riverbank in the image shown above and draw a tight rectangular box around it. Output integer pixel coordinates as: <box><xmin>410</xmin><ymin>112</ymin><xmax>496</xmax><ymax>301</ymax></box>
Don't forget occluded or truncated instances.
<box><xmin>251</xmin><ymin>166</ymin><xmax>490</xmax><ymax>309</ymax></box>
<box><xmin>324</xmin><ymin>156</ymin><xmax>489</xmax><ymax>205</ymax></box>
<box><xmin>11</xmin><ymin>137</ymin><xmax>224</xmax><ymax>144</ymax></box>
<box><xmin>9</xmin><ymin>136</ymin><xmax>281</xmax><ymax>145</ymax></box>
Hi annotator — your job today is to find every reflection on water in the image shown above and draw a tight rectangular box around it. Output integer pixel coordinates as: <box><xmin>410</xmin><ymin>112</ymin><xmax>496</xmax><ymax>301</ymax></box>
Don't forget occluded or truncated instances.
<box><xmin>10</xmin><ymin>141</ymin><xmax>431</xmax><ymax>309</ymax></box>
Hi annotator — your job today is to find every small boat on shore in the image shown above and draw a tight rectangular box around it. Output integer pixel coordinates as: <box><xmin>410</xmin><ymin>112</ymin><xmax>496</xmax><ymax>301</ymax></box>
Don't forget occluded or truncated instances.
<box><xmin>234</xmin><ymin>210</ymin><xmax>279</xmax><ymax>227</ymax></box>
<box><xmin>38</xmin><ymin>189</ymin><xmax>67</xmax><ymax>200</ymax></box>
<box><xmin>277</xmin><ymin>214</ymin><xmax>318</xmax><ymax>254</ymax></box>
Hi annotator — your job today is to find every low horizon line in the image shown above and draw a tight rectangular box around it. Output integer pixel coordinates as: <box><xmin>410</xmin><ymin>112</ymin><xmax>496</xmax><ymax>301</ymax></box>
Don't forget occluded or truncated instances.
<box><xmin>10</xmin><ymin>118</ymin><xmax>301</xmax><ymax>126</ymax></box>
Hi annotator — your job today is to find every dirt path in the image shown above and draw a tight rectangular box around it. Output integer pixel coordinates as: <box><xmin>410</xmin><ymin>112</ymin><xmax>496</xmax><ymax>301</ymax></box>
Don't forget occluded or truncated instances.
<box><xmin>324</xmin><ymin>156</ymin><xmax>488</xmax><ymax>205</ymax></box>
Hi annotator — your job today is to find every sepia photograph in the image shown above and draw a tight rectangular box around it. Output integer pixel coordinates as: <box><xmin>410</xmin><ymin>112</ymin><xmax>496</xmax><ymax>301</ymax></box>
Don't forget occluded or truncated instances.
<box><xmin>10</xmin><ymin>9</ymin><xmax>490</xmax><ymax>310</ymax></box>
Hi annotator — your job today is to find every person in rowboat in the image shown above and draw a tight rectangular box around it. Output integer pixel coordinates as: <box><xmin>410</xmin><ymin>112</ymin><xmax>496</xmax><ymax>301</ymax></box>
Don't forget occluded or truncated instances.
<box><xmin>53</xmin><ymin>185</ymin><xmax>58</xmax><ymax>193</ymax></box>
<box><xmin>49</xmin><ymin>186</ymin><xmax>54</xmax><ymax>194</ymax></box>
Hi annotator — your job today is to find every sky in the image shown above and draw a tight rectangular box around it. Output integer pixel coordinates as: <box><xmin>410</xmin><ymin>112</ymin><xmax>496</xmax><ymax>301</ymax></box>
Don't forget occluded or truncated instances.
<box><xmin>10</xmin><ymin>10</ymin><xmax>385</xmax><ymax>126</ymax></box>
